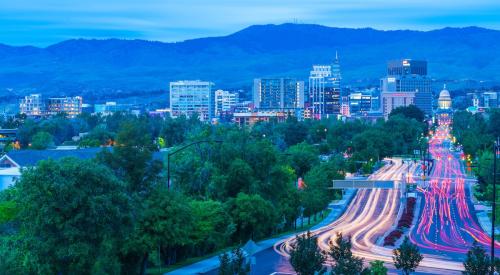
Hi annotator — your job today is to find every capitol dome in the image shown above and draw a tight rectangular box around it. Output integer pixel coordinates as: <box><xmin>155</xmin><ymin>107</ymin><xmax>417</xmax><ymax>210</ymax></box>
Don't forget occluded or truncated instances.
<box><xmin>438</xmin><ymin>85</ymin><xmax>452</xmax><ymax>109</ymax></box>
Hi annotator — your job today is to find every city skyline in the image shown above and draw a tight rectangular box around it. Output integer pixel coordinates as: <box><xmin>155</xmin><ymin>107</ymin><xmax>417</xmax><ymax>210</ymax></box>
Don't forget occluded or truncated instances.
<box><xmin>0</xmin><ymin>0</ymin><xmax>499</xmax><ymax>46</ymax></box>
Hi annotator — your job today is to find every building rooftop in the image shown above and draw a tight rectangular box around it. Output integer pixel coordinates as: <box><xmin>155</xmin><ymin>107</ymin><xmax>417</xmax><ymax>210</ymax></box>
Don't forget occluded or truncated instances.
<box><xmin>2</xmin><ymin>147</ymin><xmax>165</xmax><ymax>168</ymax></box>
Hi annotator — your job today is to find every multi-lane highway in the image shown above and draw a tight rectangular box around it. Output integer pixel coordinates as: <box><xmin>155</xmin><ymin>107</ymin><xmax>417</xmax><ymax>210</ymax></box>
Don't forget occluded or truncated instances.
<box><xmin>409</xmin><ymin>121</ymin><xmax>500</xmax><ymax>259</ymax></box>
<box><xmin>273</xmin><ymin>159</ymin><xmax>424</xmax><ymax>269</ymax></box>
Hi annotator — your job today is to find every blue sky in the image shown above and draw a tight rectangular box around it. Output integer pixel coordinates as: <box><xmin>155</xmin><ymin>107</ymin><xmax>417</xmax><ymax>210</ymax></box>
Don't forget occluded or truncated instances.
<box><xmin>0</xmin><ymin>0</ymin><xmax>499</xmax><ymax>46</ymax></box>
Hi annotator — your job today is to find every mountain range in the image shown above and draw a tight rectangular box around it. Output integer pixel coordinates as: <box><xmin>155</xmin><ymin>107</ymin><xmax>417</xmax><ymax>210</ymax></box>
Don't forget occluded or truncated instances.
<box><xmin>0</xmin><ymin>24</ymin><xmax>499</xmax><ymax>101</ymax></box>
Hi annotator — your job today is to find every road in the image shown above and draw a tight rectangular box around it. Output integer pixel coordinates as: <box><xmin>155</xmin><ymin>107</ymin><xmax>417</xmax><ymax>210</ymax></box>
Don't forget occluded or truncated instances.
<box><xmin>409</xmin><ymin>120</ymin><xmax>500</xmax><ymax>260</ymax></box>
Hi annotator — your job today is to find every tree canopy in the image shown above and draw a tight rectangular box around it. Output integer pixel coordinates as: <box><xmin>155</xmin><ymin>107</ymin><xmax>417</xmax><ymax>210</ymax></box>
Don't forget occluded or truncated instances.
<box><xmin>392</xmin><ymin>237</ymin><xmax>423</xmax><ymax>275</ymax></box>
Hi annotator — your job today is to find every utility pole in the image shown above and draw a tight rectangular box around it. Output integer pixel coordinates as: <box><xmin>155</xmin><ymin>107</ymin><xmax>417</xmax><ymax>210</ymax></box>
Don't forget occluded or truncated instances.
<box><xmin>492</xmin><ymin>137</ymin><xmax>499</xmax><ymax>274</ymax></box>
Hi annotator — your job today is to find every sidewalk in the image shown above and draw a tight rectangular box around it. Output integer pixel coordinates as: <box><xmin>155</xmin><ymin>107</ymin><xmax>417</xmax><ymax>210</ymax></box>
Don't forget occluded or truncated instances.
<box><xmin>165</xmin><ymin>189</ymin><xmax>357</xmax><ymax>275</ymax></box>
<box><xmin>468</xmin><ymin>181</ymin><xmax>500</xmax><ymax>235</ymax></box>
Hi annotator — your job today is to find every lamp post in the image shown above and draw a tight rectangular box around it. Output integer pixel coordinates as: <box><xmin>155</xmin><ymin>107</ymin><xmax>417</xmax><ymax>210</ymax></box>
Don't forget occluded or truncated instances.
<box><xmin>167</xmin><ymin>139</ymin><xmax>222</xmax><ymax>189</ymax></box>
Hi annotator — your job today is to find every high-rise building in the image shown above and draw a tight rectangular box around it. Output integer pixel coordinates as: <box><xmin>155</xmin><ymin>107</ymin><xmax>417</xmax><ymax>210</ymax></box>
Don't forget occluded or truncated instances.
<box><xmin>170</xmin><ymin>80</ymin><xmax>215</xmax><ymax>122</ymax></box>
<box><xmin>309</xmin><ymin>65</ymin><xmax>331</xmax><ymax>117</ymax></box>
<box><xmin>253</xmin><ymin>78</ymin><xmax>304</xmax><ymax>109</ymax></box>
<box><xmin>387</xmin><ymin>59</ymin><xmax>427</xmax><ymax>76</ymax></box>
<box><xmin>309</xmin><ymin>54</ymin><xmax>342</xmax><ymax>118</ymax></box>
<box><xmin>19</xmin><ymin>94</ymin><xmax>44</xmax><ymax>117</ymax></box>
<box><xmin>214</xmin><ymin>90</ymin><xmax>239</xmax><ymax>116</ymax></box>
<box><xmin>47</xmin><ymin>96</ymin><xmax>83</xmax><ymax>117</ymax></box>
<box><xmin>380</xmin><ymin>59</ymin><xmax>433</xmax><ymax>116</ymax></box>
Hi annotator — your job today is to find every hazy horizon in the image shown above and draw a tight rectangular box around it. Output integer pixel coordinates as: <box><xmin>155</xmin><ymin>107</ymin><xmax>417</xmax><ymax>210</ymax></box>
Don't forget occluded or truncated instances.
<box><xmin>1</xmin><ymin>0</ymin><xmax>499</xmax><ymax>46</ymax></box>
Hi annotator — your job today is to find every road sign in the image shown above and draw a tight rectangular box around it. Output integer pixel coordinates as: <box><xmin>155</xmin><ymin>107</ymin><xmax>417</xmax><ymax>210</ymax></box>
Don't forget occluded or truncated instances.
<box><xmin>331</xmin><ymin>180</ymin><xmax>395</xmax><ymax>189</ymax></box>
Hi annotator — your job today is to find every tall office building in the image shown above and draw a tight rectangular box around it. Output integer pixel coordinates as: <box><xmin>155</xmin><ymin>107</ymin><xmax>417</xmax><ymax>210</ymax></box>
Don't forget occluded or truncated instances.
<box><xmin>253</xmin><ymin>78</ymin><xmax>304</xmax><ymax>109</ymax></box>
<box><xmin>309</xmin><ymin>54</ymin><xmax>342</xmax><ymax>118</ymax></box>
<box><xmin>170</xmin><ymin>80</ymin><xmax>214</xmax><ymax>121</ymax></box>
<box><xmin>19</xmin><ymin>94</ymin><xmax>44</xmax><ymax>117</ymax></box>
<box><xmin>214</xmin><ymin>89</ymin><xmax>239</xmax><ymax>116</ymax></box>
<box><xmin>380</xmin><ymin>59</ymin><xmax>433</xmax><ymax>116</ymax></box>
<box><xmin>46</xmin><ymin>96</ymin><xmax>83</xmax><ymax>117</ymax></box>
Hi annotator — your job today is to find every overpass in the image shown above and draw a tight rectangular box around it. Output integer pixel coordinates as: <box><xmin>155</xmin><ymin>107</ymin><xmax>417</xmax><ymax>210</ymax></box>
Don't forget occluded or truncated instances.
<box><xmin>331</xmin><ymin>179</ymin><xmax>395</xmax><ymax>189</ymax></box>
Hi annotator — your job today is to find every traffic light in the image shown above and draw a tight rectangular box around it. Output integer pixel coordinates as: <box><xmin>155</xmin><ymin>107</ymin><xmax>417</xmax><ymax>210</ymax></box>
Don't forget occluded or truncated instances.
<box><xmin>466</xmin><ymin>160</ymin><xmax>472</xmax><ymax>172</ymax></box>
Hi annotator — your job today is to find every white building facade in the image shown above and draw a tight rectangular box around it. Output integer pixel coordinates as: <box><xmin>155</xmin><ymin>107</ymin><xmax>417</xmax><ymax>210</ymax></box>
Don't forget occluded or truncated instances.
<box><xmin>214</xmin><ymin>90</ymin><xmax>239</xmax><ymax>116</ymax></box>
<box><xmin>46</xmin><ymin>96</ymin><xmax>83</xmax><ymax>117</ymax></box>
<box><xmin>19</xmin><ymin>94</ymin><xmax>44</xmax><ymax>116</ymax></box>
<box><xmin>170</xmin><ymin>80</ymin><xmax>215</xmax><ymax>122</ymax></box>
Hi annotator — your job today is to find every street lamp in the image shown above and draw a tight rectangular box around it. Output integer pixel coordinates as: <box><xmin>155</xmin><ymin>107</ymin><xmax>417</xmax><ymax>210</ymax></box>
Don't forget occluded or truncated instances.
<box><xmin>492</xmin><ymin>137</ymin><xmax>499</xmax><ymax>274</ymax></box>
<box><xmin>166</xmin><ymin>139</ymin><xmax>223</xmax><ymax>189</ymax></box>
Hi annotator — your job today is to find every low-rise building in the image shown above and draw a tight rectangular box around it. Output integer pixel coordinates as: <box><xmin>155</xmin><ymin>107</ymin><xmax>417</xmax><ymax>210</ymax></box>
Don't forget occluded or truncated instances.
<box><xmin>233</xmin><ymin>111</ymin><xmax>289</xmax><ymax>127</ymax></box>
<box><xmin>19</xmin><ymin>94</ymin><xmax>44</xmax><ymax>117</ymax></box>
<box><xmin>19</xmin><ymin>94</ymin><xmax>83</xmax><ymax>117</ymax></box>
<box><xmin>47</xmin><ymin>96</ymin><xmax>83</xmax><ymax>117</ymax></box>
<box><xmin>94</xmin><ymin>102</ymin><xmax>131</xmax><ymax>114</ymax></box>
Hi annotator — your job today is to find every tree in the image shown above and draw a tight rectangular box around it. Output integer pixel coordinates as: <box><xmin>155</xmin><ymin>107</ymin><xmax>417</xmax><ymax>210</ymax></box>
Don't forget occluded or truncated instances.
<box><xmin>0</xmin><ymin>201</ymin><xmax>17</xmax><ymax>224</ymax></box>
<box><xmin>127</xmin><ymin>188</ymin><xmax>194</xmax><ymax>274</ymax></box>
<box><xmin>228</xmin><ymin>193</ymin><xmax>276</xmax><ymax>241</ymax></box>
<box><xmin>189</xmin><ymin>200</ymin><xmax>235</xmax><ymax>254</ymax></box>
<box><xmin>389</xmin><ymin>105</ymin><xmax>425</xmax><ymax>122</ymax></box>
<box><xmin>287</xmin><ymin>142</ymin><xmax>319</xmax><ymax>177</ymax></box>
<box><xmin>231</xmin><ymin>247</ymin><xmax>250</xmax><ymax>275</ymax></box>
<box><xmin>16</xmin><ymin>118</ymin><xmax>39</xmax><ymax>148</ymax></box>
<box><xmin>219</xmin><ymin>252</ymin><xmax>232</xmax><ymax>275</ymax></box>
<box><xmin>289</xmin><ymin>231</ymin><xmax>326</xmax><ymax>275</ymax></box>
<box><xmin>281</xmin><ymin>117</ymin><xmax>308</xmax><ymax>147</ymax></box>
<box><xmin>30</xmin><ymin>131</ymin><xmax>54</xmax><ymax>149</ymax></box>
<box><xmin>392</xmin><ymin>236</ymin><xmax>423</xmax><ymax>275</ymax></box>
<box><xmin>225</xmin><ymin>158</ymin><xmax>255</xmax><ymax>197</ymax></box>
<box><xmin>369</xmin><ymin>260</ymin><xmax>387</xmax><ymax>275</ymax></box>
<box><xmin>218</xmin><ymin>247</ymin><xmax>250</xmax><ymax>275</ymax></box>
<box><xmin>11</xmin><ymin>157</ymin><xmax>132</xmax><ymax>274</ymax></box>
<box><xmin>302</xmin><ymin>160</ymin><xmax>344</xmax><ymax>221</ymax></box>
<box><xmin>97</xmin><ymin>120</ymin><xmax>161</xmax><ymax>193</ymax></box>
<box><xmin>79</xmin><ymin>124</ymin><xmax>115</xmax><ymax>147</ymax></box>
<box><xmin>329</xmin><ymin>233</ymin><xmax>364</xmax><ymax>275</ymax></box>
<box><xmin>462</xmin><ymin>241</ymin><xmax>490</xmax><ymax>275</ymax></box>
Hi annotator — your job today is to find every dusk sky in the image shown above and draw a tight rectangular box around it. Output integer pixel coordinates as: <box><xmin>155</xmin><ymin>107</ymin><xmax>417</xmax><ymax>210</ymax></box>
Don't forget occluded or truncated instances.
<box><xmin>1</xmin><ymin>0</ymin><xmax>499</xmax><ymax>46</ymax></box>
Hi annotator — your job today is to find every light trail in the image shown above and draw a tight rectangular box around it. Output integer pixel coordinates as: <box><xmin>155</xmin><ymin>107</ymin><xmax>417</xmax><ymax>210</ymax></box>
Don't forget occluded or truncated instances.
<box><xmin>409</xmin><ymin>119</ymin><xmax>500</xmax><ymax>258</ymax></box>
<box><xmin>273</xmin><ymin>123</ymin><xmax>484</xmax><ymax>271</ymax></box>
<box><xmin>274</xmin><ymin>159</ymin><xmax>467</xmax><ymax>271</ymax></box>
